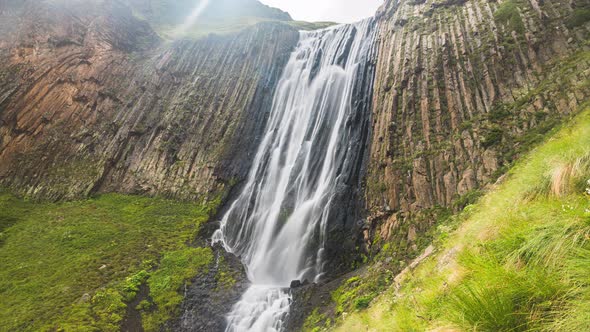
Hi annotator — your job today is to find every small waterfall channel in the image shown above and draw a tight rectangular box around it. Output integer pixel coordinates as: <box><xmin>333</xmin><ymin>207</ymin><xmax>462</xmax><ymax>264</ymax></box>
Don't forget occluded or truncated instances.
<box><xmin>212</xmin><ymin>19</ymin><xmax>377</xmax><ymax>332</ymax></box>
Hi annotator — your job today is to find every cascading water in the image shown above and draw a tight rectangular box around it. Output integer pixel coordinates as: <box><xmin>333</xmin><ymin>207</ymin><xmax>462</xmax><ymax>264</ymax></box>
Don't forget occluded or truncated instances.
<box><xmin>212</xmin><ymin>19</ymin><xmax>376</xmax><ymax>332</ymax></box>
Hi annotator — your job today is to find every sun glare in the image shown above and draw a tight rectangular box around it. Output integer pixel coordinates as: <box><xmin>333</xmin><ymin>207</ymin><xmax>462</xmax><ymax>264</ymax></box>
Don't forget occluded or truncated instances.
<box><xmin>175</xmin><ymin>0</ymin><xmax>212</xmax><ymax>36</ymax></box>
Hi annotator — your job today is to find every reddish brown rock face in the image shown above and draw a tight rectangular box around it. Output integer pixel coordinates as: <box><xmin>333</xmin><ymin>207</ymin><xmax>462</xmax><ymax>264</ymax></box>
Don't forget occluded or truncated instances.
<box><xmin>0</xmin><ymin>0</ymin><xmax>299</xmax><ymax>201</ymax></box>
<box><xmin>365</xmin><ymin>0</ymin><xmax>590</xmax><ymax>248</ymax></box>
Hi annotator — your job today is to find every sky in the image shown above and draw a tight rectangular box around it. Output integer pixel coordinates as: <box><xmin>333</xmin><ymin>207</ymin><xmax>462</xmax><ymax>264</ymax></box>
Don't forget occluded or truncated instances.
<box><xmin>259</xmin><ymin>0</ymin><xmax>384</xmax><ymax>23</ymax></box>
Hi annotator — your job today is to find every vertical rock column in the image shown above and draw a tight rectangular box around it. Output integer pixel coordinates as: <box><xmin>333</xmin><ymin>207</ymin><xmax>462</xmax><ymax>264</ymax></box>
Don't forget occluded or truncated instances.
<box><xmin>365</xmin><ymin>0</ymin><xmax>590</xmax><ymax>249</ymax></box>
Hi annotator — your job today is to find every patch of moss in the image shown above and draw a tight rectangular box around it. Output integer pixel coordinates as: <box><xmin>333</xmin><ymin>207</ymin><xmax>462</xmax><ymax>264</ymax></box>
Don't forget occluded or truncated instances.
<box><xmin>91</xmin><ymin>288</ymin><xmax>127</xmax><ymax>331</ymax></box>
<box><xmin>481</xmin><ymin>125</ymin><xmax>504</xmax><ymax>148</ymax></box>
<box><xmin>494</xmin><ymin>0</ymin><xmax>525</xmax><ymax>35</ymax></box>
<box><xmin>0</xmin><ymin>192</ymin><xmax>219</xmax><ymax>331</ymax></box>
<box><xmin>330</xmin><ymin>270</ymin><xmax>393</xmax><ymax>318</ymax></box>
<box><xmin>121</xmin><ymin>270</ymin><xmax>150</xmax><ymax>302</ymax></box>
<box><xmin>566</xmin><ymin>8</ymin><xmax>590</xmax><ymax>29</ymax></box>
<box><xmin>142</xmin><ymin>247</ymin><xmax>213</xmax><ymax>331</ymax></box>
<box><xmin>215</xmin><ymin>255</ymin><xmax>238</xmax><ymax>291</ymax></box>
<box><xmin>303</xmin><ymin>309</ymin><xmax>329</xmax><ymax>332</ymax></box>
<box><xmin>353</xmin><ymin>294</ymin><xmax>375</xmax><ymax>310</ymax></box>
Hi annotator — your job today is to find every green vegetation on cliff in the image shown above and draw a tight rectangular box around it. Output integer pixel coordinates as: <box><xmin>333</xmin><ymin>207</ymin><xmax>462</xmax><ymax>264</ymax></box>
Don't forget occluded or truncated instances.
<box><xmin>494</xmin><ymin>0</ymin><xmax>525</xmax><ymax>34</ymax></box>
<box><xmin>566</xmin><ymin>7</ymin><xmax>590</xmax><ymax>29</ymax></box>
<box><xmin>0</xmin><ymin>193</ymin><xmax>218</xmax><ymax>331</ymax></box>
<box><xmin>334</xmin><ymin>108</ymin><xmax>590</xmax><ymax>331</ymax></box>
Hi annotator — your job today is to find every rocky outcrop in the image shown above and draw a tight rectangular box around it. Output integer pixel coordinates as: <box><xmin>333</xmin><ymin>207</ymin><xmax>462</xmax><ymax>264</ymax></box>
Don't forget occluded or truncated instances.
<box><xmin>365</xmin><ymin>0</ymin><xmax>590</xmax><ymax>250</ymax></box>
<box><xmin>167</xmin><ymin>246</ymin><xmax>249</xmax><ymax>332</ymax></box>
<box><xmin>0</xmin><ymin>0</ymin><xmax>299</xmax><ymax>201</ymax></box>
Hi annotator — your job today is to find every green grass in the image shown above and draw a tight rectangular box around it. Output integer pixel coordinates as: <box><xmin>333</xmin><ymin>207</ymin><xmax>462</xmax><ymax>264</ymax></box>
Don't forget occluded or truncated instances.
<box><xmin>142</xmin><ymin>247</ymin><xmax>213</xmax><ymax>330</ymax></box>
<box><xmin>331</xmin><ymin>276</ymin><xmax>384</xmax><ymax>317</ymax></box>
<box><xmin>0</xmin><ymin>193</ymin><xmax>218</xmax><ymax>331</ymax></box>
<box><xmin>334</xmin><ymin>108</ymin><xmax>590</xmax><ymax>331</ymax></box>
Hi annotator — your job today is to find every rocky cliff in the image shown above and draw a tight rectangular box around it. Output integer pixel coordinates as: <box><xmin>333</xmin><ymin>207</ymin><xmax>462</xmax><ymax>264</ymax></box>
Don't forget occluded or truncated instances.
<box><xmin>0</xmin><ymin>0</ymin><xmax>299</xmax><ymax>201</ymax></box>
<box><xmin>365</xmin><ymin>0</ymin><xmax>590</xmax><ymax>252</ymax></box>
<box><xmin>289</xmin><ymin>0</ymin><xmax>589</xmax><ymax>329</ymax></box>
<box><xmin>1</xmin><ymin>0</ymin><xmax>589</xmax><ymax>330</ymax></box>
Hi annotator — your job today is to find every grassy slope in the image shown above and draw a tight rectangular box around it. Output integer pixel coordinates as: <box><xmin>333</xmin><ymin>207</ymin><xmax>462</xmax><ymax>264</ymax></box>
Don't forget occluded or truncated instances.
<box><xmin>0</xmin><ymin>193</ymin><xmax>219</xmax><ymax>331</ymax></box>
<box><xmin>288</xmin><ymin>21</ymin><xmax>338</xmax><ymax>31</ymax></box>
<box><xmin>155</xmin><ymin>18</ymin><xmax>337</xmax><ymax>40</ymax></box>
<box><xmin>126</xmin><ymin>0</ymin><xmax>287</xmax><ymax>39</ymax></box>
<box><xmin>129</xmin><ymin>0</ymin><xmax>336</xmax><ymax>39</ymax></box>
<box><xmin>334</xmin><ymin>108</ymin><xmax>590</xmax><ymax>331</ymax></box>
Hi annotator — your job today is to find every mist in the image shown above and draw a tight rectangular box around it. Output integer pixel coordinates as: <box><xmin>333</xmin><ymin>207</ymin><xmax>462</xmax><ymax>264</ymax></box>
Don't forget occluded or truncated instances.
<box><xmin>260</xmin><ymin>0</ymin><xmax>384</xmax><ymax>23</ymax></box>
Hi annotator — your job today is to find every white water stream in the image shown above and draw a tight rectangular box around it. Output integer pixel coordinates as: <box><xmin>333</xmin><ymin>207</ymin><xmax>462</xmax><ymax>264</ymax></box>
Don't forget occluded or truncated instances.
<box><xmin>212</xmin><ymin>19</ymin><xmax>376</xmax><ymax>332</ymax></box>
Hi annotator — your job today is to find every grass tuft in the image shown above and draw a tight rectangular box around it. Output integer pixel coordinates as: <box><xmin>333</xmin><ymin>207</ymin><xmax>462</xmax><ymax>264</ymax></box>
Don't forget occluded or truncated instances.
<box><xmin>334</xmin><ymin>108</ymin><xmax>590</xmax><ymax>331</ymax></box>
<box><xmin>549</xmin><ymin>151</ymin><xmax>590</xmax><ymax>197</ymax></box>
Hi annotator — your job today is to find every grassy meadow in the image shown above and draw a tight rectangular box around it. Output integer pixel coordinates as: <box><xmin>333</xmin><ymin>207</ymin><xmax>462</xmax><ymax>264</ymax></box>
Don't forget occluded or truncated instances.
<box><xmin>0</xmin><ymin>193</ymin><xmax>218</xmax><ymax>331</ymax></box>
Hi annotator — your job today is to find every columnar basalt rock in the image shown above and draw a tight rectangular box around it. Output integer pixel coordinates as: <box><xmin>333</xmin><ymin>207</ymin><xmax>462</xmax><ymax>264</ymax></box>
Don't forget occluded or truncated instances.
<box><xmin>365</xmin><ymin>0</ymin><xmax>590</xmax><ymax>251</ymax></box>
<box><xmin>1</xmin><ymin>0</ymin><xmax>589</xmax><ymax>330</ymax></box>
<box><xmin>289</xmin><ymin>1</ymin><xmax>589</xmax><ymax>329</ymax></box>
<box><xmin>0</xmin><ymin>0</ymin><xmax>299</xmax><ymax>201</ymax></box>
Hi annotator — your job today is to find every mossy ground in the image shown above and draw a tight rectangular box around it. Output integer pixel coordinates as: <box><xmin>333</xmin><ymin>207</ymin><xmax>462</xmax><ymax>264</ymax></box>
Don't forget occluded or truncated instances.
<box><xmin>0</xmin><ymin>193</ymin><xmax>218</xmax><ymax>331</ymax></box>
<box><xmin>333</xmin><ymin>108</ymin><xmax>590</xmax><ymax>331</ymax></box>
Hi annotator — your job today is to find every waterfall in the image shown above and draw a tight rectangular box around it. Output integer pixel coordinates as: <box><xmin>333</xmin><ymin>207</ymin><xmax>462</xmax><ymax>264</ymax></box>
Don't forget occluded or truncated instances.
<box><xmin>212</xmin><ymin>18</ymin><xmax>376</xmax><ymax>332</ymax></box>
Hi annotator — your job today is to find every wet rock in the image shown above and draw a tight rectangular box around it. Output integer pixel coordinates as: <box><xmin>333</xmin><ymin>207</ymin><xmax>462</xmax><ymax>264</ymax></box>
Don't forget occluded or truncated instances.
<box><xmin>167</xmin><ymin>246</ymin><xmax>249</xmax><ymax>332</ymax></box>
<box><xmin>289</xmin><ymin>279</ymin><xmax>310</xmax><ymax>289</ymax></box>
<box><xmin>285</xmin><ymin>280</ymin><xmax>337</xmax><ymax>331</ymax></box>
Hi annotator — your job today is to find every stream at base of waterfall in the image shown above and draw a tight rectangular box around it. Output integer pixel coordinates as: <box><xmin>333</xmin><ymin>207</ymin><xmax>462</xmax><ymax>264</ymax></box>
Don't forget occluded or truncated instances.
<box><xmin>212</xmin><ymin>19</ymin><xmax>376</xmax><ymax>332</ymax></box>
